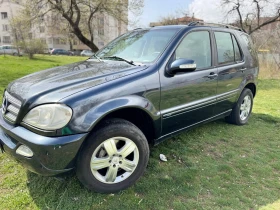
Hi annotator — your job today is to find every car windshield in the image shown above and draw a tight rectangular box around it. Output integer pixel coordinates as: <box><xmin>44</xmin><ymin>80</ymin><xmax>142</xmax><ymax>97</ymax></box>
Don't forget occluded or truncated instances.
<box><xmin>95</xmin><ymin>28</ymin><xmax>179</xmax><ymax>63</ymax></box>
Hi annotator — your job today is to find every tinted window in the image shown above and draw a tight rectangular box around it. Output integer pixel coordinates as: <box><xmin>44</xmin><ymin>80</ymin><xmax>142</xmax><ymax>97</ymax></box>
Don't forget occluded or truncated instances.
<box><xmin>232</xmin><ymin>36</ymin><xmax>242</xmax><ymax>61</ymax></box>
<box><xmin>215</xmin><ymin>32</ymin><xmax>234</xmax><ymax>64</ymax></box>
<box><xmin>176</xmin><ymin>31</ymin><xmax>211</xmax><ymax>69</ymax></box>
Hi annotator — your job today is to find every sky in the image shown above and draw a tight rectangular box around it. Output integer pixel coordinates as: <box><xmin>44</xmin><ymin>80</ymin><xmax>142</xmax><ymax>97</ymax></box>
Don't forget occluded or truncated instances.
<box><xmin>137</xmin><ymin>0</ymin><xmax>192</xmax><ymax>27</ymax></box>
<box><xmin>133</xmin><ymin>0</ymin><xmax>235</xmax><ymax>28</ymax></box>
<box><xmin>135</xmin><ymin>0</ymin><xmax>280</xmax><ymax>28</ymax></box>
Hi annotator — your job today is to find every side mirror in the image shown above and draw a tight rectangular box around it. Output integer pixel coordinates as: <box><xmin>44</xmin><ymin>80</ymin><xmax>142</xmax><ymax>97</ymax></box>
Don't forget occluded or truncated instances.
<box><xmin>166</xmin><ymin>59</ymin><xmax>196</xmax><ymax>76</ymax></box>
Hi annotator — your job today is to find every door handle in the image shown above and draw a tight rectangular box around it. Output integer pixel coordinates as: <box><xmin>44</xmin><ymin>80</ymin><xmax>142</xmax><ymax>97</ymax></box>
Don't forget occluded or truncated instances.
<box><xmin>207</xmin><ymin>72</ymin><xmax>218</xmax><ymax>79</ymax></box>
<box><xmin>240</xmin><ymin>68</ymin><xmax>247</xmax><ymax>72</ymax></box>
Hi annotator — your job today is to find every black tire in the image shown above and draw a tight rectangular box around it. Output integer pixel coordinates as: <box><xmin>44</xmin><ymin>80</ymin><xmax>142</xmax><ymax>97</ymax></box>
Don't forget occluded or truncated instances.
<box><xmin>76</xmin><ymin>118</ymin><xmax>149</xmax><ymax>193</ymax></box>
<box><xmin>226</xmin><ymin>88</ymin><xmax>254</xmax><ymax>125</ymax></box>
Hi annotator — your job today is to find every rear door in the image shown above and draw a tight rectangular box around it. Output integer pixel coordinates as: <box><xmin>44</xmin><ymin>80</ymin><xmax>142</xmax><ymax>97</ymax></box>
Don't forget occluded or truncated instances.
<box><xmin>212</xmin><ymin>30</ymin><xmax>245</xmax><ymax>115</ymax></box>
<box><xmin>160</xmin><ymin>29</ymin><xmax>218</xmax><ymax>135</ymax></box>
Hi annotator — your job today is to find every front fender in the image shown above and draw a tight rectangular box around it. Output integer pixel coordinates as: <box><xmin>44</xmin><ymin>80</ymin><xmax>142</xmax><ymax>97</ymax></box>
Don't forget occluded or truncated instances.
<box><xmin>68</xmin><ymin>95</ymin><xmax>161</xmax><ymax>134</ymax></box>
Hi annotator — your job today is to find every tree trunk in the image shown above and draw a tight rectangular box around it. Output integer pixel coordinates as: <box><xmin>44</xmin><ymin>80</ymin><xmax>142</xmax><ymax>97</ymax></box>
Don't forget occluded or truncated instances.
<box><xmin>69</xmin><ymin>39</ymin><xmax>73</xmax><ymax>51</ymax></box>
<box><xmin>28</xmin><ymin>53</ymin><xmax>34</xmax><ymax>59</ymax></box>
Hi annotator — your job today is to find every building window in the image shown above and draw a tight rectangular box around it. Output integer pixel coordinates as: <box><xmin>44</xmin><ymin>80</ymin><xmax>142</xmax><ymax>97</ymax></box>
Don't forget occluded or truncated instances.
<box><xmin>98</xmin><ymin>16</ymin><xmax>104</xmax><ymax>36</ymax></box>
<box><xmin>39</xmin><ymin>26</ymin><xmax>45</xmax><ymax>33</ymax></box>
<box><xmin>73</xmin><ymin>39</ymin><xmax>78</xmax><ymax>45</ymax></box>
<box><xmin>60</xmin><ymin>39</ymin><xmax>66</xmax><ymax>45</ymax></box>
<box><xmin>2</xmin><ymin>24</ymin><xmax>9</xmax><ymax>31</ymax></box>
<box><xmin>3</xmin><ymin>36</ymin><xmax>11</xmax><ymax>44</ymax></box>
<box><xmin>1</xmin><ymin>12</ymin><xmax>8</xmax><ymax>19</ymax></box>
<box><xmin>53</xmin><ymin>38</ymin><xmax>60</xmax><ymax>44</ymax></box>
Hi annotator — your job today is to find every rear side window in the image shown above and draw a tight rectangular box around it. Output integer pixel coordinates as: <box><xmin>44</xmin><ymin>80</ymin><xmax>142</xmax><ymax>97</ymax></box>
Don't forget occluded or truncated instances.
<box><xmin>215</xmin><ymin>32</ymin><xmax>243</xmax><ymax>64</ymax></box>
<box><xmin>214</xmin><ymin>32</ymin><xmax>234</xmax><ymax>64</ymax></box>
<box><xmin>175</xmin><ymin>31</ymin><xmax>212</xmax><ymax>69</ymax></box>
<box><xmin>232</xmin><ymin>36</ymin><xmax>242</xmax><ymax>61</ymax></box>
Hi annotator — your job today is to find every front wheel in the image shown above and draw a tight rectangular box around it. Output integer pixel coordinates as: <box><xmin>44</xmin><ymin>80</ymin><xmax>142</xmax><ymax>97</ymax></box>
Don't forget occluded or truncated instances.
<box><xmin>76</xmin><ymin>118</ymin><xmax>149</xmax><ymax>193</ymax></box>
<box><xmin>226</xmin><ymin>88</ymin><xmax>254</xmax><ymax>125</ymax></box>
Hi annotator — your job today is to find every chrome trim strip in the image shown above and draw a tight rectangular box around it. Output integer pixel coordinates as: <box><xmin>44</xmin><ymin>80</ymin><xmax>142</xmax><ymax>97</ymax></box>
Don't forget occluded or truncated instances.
<box><xmin>216</xmin><ymin>89</ymin><xmax>239</xmax><ymax>102</ymax></box>
<box><xmin>5</xmin><ymin>92</ymin><xmax>22</xmax><ymax>107</ymax></box>
<box><xmin>2</xmin><ymin>91</ymin><xmax>22</xmax><ymax>123</ymax></box>
<box><xmin>7</xmin><ymin>104</ymin><xmax>19</xmax><ymax>115</ymax></box>
<box><xmin>160</xmin><ymin>110</ymin><xmax>232</xmax><ymax>139</ymax></box>
<box><xmin>5</xmin><ymin>112</ymin><xmax>17</xmax><ymax>122</ymax></box>
<box><xmin>163</xmin><ymin>101</ymin><xmax>217</xmax><ymax>119</ymax></box>
<box><xmin>162</xmin><ymin>89</ymin><xmax>239</xmax><ymax>118</ymax></box>
<box><xmin>162</xmin><ymin>95</ymin><xmax>217</xmax><ymax>116</ymax></box>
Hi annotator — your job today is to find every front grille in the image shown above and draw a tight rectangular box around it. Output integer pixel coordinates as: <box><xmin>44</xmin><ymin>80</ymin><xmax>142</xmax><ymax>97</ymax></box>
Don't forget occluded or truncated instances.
<box><xmin>1</xmin><ymin>91</ymin><xmax>22</xmax><ymax>123</ymax></box>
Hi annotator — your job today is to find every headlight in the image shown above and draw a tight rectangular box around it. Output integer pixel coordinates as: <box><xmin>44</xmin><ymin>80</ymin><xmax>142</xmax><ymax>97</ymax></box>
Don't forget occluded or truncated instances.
<box><xmin>23</xmin><ymin>104</ymin><xmax>72</xmax><ymax>130</ymax></box>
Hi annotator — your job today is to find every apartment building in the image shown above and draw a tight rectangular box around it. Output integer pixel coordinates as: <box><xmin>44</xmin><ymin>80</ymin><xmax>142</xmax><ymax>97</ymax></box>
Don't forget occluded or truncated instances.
<box><xmin>0</xmin><ymin>0</ymin><xmax>22</xmax><ymax>45</ymax></box>
<box><xmin>0</xmin><ymin>0</ymin><xmax>128</xmax><ymax>51</ymax></box>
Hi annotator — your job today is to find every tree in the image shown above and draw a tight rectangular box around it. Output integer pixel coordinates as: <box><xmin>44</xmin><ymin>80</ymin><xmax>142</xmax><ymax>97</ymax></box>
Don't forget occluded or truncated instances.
<box><xmin>223</xmin><ymin>0</ymin><xmax>280</xmax><ymax>34</ymax></box>
<box><xmin>10</xmin><ymin>8</ymin><xmax>47</xmax><ymax>59</ymax></box>
<box><xmin>23</xmin><ymin>0</ymin><xmax>144</xmax><ymax>52</ymax></box>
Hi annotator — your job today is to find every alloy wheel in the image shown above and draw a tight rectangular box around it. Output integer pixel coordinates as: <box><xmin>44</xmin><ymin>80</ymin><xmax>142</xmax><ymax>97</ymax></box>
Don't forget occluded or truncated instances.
<box><xmin>90</xmin><ymin>137</ymin><xmax>139</xmax><ymax>184</ymax></box>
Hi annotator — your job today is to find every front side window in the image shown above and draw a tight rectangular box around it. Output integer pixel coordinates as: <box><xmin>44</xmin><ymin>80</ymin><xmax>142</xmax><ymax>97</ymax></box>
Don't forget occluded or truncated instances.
<box><xmin>175</xmin><ymin>31</ymin><xmax>212</xmax><ymax>69</ymax></box>
<box><xmin>215</xmin><ymin>32</ymin><xmax>235</xmax><ymax>64</ymax></box>
<box><xmin>96</xmin><ymin>29</ymin><xmax>179</xmax><ymax>63</ymax></box>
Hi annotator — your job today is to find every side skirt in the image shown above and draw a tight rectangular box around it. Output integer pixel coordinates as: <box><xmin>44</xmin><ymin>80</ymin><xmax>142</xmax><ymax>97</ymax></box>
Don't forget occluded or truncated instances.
<box><xmin>154</xmin><ymin>110</ymin><xmax>232</xmax><ymax>145</ymax></box>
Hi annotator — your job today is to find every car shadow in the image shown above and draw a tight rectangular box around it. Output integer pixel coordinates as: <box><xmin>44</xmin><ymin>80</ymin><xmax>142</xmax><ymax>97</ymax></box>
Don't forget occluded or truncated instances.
<box><xmin>26</xmin><ymin>112</ymin><xmax>280</xmax><ymax>209</ymax></box>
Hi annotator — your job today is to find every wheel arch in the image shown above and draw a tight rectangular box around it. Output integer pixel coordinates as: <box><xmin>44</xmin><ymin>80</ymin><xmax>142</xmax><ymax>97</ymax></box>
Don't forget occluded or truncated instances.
<box><xmin>244</xmin><ymin>82</ymin><xmax>257</xmax><ymax>97</ymax></box>
<box><xmin>81</xmin><ymin>95</ymin><xmax>161</xmax><ymax>145</ymax></box>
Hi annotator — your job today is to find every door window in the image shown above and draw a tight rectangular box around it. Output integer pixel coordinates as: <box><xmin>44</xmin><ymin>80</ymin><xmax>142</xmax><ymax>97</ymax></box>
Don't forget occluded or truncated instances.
<box><xmin>175</xmin><ymin>31</ymin><xmax>212</xmax><ymax>69</ymax></box>
<box><xmin>214</xmin><ymin>32</ymin><xmax>235</xmax><ymax>64</ymax></box>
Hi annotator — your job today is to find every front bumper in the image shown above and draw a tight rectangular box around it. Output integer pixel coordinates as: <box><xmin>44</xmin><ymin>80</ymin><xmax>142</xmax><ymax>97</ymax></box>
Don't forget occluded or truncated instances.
<box><xmin>0</xmin><ymin>108</ymin><xmax>88</xmax><ymax>176</ymax></box>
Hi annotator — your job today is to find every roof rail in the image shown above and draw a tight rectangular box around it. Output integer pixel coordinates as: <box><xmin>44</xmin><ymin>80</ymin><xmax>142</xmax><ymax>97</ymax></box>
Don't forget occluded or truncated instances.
<box><xmin>187</xmin><ymin>21</ymin><xmax>245</xmax><ymax>32</ymax></box>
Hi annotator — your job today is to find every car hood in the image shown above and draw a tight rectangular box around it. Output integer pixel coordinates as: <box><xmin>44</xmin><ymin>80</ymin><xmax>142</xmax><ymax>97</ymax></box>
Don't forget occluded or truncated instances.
<box><xmin>7</xmin><ymin>59</ymin><xmax>148</xmax><ymax>105</ymax></box>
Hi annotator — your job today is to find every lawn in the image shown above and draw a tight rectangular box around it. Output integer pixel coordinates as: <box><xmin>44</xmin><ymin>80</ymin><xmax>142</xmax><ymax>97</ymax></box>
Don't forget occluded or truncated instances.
<box><xmin>0</xmin><ymin>55</ymin><xmax>280</xmax><ymax>210</ymax></box>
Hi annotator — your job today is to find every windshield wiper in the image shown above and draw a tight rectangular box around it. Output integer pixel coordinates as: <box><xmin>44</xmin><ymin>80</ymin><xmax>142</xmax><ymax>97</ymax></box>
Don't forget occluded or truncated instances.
<box><xmin>92</xmin><ymin>54</ymin><xmax>103</xmax><ymax>62</ymax></box>
<box><xmin>102</xmin><ymin>56</ymin><xmax>136</xmax><ymax>66</ymax></box>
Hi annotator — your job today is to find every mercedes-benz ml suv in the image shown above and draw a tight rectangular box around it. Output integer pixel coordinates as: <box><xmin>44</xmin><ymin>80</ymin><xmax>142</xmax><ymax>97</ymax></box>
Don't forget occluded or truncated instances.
<box><xmin>0</xmin><ymin>23</ymin><xmax>258</xmax><ymax>193</ymax></box>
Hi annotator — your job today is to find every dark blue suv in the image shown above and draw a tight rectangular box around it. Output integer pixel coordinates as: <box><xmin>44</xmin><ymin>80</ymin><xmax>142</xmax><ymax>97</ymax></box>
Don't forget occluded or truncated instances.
<box><xmin>0</xmin><ymin>23</ymin><xmax>258</xmax><ymax>193</ymax></box>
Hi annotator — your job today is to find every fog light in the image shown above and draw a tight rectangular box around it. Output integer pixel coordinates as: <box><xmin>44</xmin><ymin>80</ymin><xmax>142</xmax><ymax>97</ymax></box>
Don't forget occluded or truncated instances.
<box><xmin>16</xmin><ymin>145</ymin><xmax>33</xmax><ymax>158</ymax></box>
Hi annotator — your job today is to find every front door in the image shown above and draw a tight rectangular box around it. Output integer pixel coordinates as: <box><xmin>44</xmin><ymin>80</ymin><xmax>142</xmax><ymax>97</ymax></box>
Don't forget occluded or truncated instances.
<box><xmin>160</xmin><ymin>30</ymin><xmax>218</xmax><ymax>136</ymax></box>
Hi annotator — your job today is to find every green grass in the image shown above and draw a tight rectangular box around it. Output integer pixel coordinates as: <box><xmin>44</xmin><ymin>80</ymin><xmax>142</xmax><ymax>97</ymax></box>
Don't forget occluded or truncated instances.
<box><xmin>0</xmin><ymin>55</ymin><xmax>280</xmax><ymax>209</ymax></box>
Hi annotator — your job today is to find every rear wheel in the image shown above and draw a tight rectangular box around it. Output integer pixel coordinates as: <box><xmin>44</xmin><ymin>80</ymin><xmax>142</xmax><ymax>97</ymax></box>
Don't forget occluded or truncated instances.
<box><xmin>76</xmin><ymin>118</ymin><xmax>149</xmax><ymax>193</ymax></box>
<box><xmin>226</xmin><ymin>88</ymin><xmax>253</xmax><ymax>125</ymax></box>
